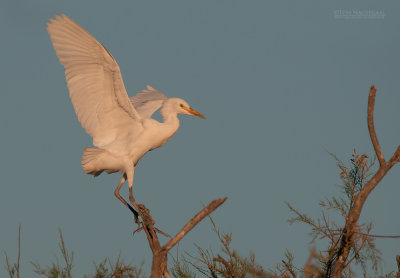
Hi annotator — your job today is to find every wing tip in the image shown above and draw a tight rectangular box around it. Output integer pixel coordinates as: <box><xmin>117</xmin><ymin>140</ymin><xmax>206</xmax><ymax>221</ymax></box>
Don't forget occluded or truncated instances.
<box><xmin>47</xmin><ymin>13</ymin><xmax>71</xmax><ymax>27</ymax></box>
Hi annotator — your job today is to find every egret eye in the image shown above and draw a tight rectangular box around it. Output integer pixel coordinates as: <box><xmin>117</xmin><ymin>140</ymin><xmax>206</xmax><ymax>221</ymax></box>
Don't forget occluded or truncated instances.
<box><xmin>180</xmin><ymin>104</ymin><xmax>184</xmax><ymax>108</ymax></box>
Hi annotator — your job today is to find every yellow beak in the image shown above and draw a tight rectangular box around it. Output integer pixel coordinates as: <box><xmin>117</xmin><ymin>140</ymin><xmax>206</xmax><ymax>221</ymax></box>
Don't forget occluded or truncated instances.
<box><xmin>182</xmin><ymin>106</ymin><xmax>206</xmax><ymax>119</ymax></box>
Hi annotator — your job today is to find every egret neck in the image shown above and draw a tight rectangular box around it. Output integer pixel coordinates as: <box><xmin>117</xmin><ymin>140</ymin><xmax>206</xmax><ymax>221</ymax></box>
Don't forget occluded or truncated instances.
<box><xmin>159</xmin><ymin>102</ymin><xmax>181</xmax><ymax>142</ymax></box>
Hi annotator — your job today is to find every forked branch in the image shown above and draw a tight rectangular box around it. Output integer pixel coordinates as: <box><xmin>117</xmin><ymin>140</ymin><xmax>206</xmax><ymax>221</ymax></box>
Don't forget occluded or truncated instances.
<box><xmin>331</xmin><ymin>85</ymin><xmax>400</xmax><ymax>277</ymax></box>
<box><xmin>128</xmin><ymin>194</ymin><xmax>227</xmax><ymax>278</ymax></box>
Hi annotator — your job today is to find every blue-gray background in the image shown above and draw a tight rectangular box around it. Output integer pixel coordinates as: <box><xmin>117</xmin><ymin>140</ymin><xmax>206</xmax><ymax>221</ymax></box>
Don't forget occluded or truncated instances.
<box><xmin>1</xmin><ymin>0</ymin><xmax>399</xmax><ymax>276</ymax></box>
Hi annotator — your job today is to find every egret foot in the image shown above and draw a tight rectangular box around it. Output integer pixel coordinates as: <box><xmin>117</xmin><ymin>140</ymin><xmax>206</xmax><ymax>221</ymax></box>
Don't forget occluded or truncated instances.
<box><xmin>126</xmin><ymin>205</ymin><xmax>139</xmax><ymax>222</ymax></box>
<box><xmin>136</xmin><ymin>204</ymin><xmax>170</xmax><ymax>237</ymax></box>
<box><xmin>133</xmin><ymin>224</ymin><xmax>143</xmax><ymax>237</ymax></box>
<box><xmin>155</xmin><ymin>227</ymin><xmax>170</xmax><ymax>238</ymax></box>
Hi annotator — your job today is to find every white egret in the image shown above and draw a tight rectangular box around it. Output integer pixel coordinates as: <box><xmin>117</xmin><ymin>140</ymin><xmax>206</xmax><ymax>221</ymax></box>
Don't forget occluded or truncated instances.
<box><xmin>46</xmin><ymin>14</ymin><xmax>205</xmax><ymax>219</ymax></box>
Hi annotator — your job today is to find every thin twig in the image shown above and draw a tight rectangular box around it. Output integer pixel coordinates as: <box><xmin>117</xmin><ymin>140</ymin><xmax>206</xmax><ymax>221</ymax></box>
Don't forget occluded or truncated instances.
<box><xmin>214</xmin><ymin>255</ymin><xmax>237</xmax><ymax>278</ymax></box>
<box><xmin>282</xmin><ymin>260</ymin><xmax>297</xmax><ymax>278</ymax></box>
<box><xmin>321</xmin><ymin>211</ymin><xmax>335</xmax><ymax>242</ymax></box>
<box><xmin>329</xmin><ymin>230</ymin><xmax>400</xmax><ymax>238</ymax></box>
<box><xmin>155</xmin><ymin>227</ymin><xmax>170</xmax><ymax>238</ymax></box>
<box><xmin>162</xmin><ymin>197</ymin><xmax>227</xmax><ymax>252</ymax></box>
<box><xmin>17</xmin><ymin>224</ymin><xmax>21</xmax><ymax>278</ymax></box>
<box><xmin>108</xmin><ymin>257</ymin><xmax>115</xmax><ymax>276</ymax></box>
<box><xmin>208</xmin><ymin>214</ymin><xmax>235</xmax><ymax>266</ymax></box>
<box><xmin>208</xmin><ymin>264</ymin><xmax>218</xmax><ymax>278</ymax></box>
<box><xmin>4</xmin><ymin>252</ymin><xmax>13</xmax><ymax>278</ymax></box>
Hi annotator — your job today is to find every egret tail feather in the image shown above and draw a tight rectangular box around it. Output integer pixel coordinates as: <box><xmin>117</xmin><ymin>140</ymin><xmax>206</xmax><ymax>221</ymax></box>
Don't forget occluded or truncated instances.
<box><xmin>82</xmin><ymin>147</ymin><xmax>121</xmax><ymax>177</ymax></box>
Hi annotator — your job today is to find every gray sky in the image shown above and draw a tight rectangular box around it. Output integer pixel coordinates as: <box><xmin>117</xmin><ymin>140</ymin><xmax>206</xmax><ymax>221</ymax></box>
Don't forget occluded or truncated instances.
<box><xmin>1</xmin><ymin>0</ymin><xmax>399</xmax><ymax>276</ymax></box>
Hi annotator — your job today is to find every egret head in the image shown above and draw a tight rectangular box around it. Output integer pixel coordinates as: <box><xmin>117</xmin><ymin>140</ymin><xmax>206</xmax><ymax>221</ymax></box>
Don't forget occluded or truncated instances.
<box><xmin>168</xmin><ymin>98</ymin><xmax>205</xmax><ymax>119</ymax></box>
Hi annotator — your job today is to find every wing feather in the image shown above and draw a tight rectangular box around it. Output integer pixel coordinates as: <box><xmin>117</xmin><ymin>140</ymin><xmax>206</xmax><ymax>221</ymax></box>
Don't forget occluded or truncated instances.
<box><xmin>47</xmin><ymin>14</ymin><xmax>141</xmax><ymax>147</ymax></box>
<box><xmin>130</xmin><ymin>85</ymin><xmax>168</xmax><ymax>118</ymax></box>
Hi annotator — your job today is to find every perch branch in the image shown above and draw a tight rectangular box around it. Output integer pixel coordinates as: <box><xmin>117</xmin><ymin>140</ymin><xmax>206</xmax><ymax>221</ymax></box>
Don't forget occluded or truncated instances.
<box><xmin>128</xmin><ymin>195</ymin><xmax>227</xmax><ymax>278</ymax></box>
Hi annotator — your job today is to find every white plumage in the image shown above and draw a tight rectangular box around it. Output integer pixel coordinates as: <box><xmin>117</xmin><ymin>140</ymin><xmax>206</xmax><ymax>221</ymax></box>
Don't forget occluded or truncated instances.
<box><xmin>47</xmin><ymin>14</ymin><xmax>205</xmax><ymax>213</ymax></box>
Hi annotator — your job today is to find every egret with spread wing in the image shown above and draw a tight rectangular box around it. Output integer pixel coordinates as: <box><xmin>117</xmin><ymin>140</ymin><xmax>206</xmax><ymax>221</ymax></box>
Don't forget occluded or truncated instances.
<box><xmin>46</xmin><ymin>14</ymin><xmax>205</xmax><ymax>219</ymax></box>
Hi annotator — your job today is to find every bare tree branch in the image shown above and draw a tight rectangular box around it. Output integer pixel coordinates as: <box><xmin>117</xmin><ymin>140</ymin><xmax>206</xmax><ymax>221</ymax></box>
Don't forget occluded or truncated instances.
<box><xmin>388</xmin><ymin>145</ymin><xmax>400</xmax><ymax>169</ymax></box>
<box><xmin>127</xmin><ymin>194</ymin><xmax>227</xmax><ymax>278</ymax></box>
<box><xmin>331</xmin><ymin>85</ymin><xmax>400</xmax><ymax>277</ymax></box>
<box><xmin>367</xmin><ymin>85</ymin><xmax>386</xmax><ymax>167</ymax></box>
<box><xmin>163</xmin><ymin>197</ymin><xmax>227</xmax><ymax>252</ymax></box>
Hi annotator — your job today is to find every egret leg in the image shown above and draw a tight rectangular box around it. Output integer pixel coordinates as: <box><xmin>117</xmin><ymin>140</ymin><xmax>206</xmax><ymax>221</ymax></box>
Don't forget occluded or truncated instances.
<box><xmin>127</xmin><ymin>169</ymin><xmax>170</xmax><ymax>238</ymax></box>
<box><xmin>125</xmin><ymin>168</ymin><xmax>143</xmax><ymax>232</ymax></box>
<box><xmin>128</xmin><ymin>184</ymin><xmax>144</xmax><ymax>233</ymax></box>
<box><xmin>128</xmin><ymin>184</ymin><xmax>138</xmax><ymax>211</ymax></box>
<box><xmin>114</xmin><ymin>174</ymin><xmax>139</xmax><ymax>223</ymax></box>
<box><xmin>126</xmin><ymin>166</ymin><xmax>138</xmax><ymax>209</ymax></box>
<box><xmin>127</xmin><ymin>169</ymin><xmax>141</xmax><ymax>220</ymax></box>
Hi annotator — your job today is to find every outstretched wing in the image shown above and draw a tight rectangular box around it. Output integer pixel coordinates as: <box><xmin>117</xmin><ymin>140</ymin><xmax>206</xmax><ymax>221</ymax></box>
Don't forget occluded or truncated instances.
<box><xmin>47</xmin><ymin>14</ymin><xmax>142</xmax><ymax>147</ymax></box>
<box><xmin>130</xmin><ymin>85</ymin><xmax>168</xmax><ymax>118</ymax></box>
